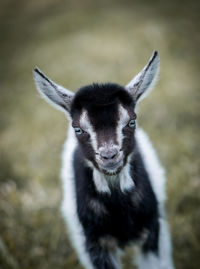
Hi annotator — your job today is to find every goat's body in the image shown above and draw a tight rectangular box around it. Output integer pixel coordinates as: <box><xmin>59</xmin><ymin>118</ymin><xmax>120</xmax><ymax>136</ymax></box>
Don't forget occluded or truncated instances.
<box><xmin>61</xmin><ymin>127</ymin><xmax>174</xmax><ymax>269</ymax></box>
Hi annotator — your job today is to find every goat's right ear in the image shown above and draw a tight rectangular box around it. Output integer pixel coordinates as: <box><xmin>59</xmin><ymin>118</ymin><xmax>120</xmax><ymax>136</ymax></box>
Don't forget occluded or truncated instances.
<box><xmin>33</xmin><ymin>68</ymin><xmax>74</xmax><ymax>114</ymax></box>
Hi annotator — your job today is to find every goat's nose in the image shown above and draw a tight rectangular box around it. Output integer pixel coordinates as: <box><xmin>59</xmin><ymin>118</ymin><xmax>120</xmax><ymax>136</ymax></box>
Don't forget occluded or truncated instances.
<box><xmin>99</xmin><ymin>148</ymin><xmax>118</xmax><ymax>160</ymax></box>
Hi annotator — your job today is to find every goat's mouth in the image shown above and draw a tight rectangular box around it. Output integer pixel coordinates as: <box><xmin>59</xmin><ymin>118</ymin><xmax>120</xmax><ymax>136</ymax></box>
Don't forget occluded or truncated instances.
<box><xmin>98</xmin><ymin>159</ymin><xmax>123</xmax><ymax>175</ymax></box>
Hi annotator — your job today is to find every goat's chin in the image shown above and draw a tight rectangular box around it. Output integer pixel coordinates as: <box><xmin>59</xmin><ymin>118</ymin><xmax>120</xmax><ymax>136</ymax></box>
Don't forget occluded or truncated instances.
<box><xmin>98</xmin><ymin>160</ymin><xmax>124</xmax><ymax>176</ymax></box>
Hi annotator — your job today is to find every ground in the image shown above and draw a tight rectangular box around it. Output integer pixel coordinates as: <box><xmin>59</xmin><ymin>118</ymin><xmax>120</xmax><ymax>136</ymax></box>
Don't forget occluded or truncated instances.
<box><xmin>0</xmin><ymin>0</ymin><xmax>200</xmax><ymax>268</ymax></box>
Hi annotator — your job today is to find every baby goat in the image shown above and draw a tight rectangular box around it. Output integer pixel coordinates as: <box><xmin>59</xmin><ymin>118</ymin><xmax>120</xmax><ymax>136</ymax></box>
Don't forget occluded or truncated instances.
<box><xmin>33</xmin><ymin>51</ymin><xmax>175</xmax><ymax>269</ymax></box>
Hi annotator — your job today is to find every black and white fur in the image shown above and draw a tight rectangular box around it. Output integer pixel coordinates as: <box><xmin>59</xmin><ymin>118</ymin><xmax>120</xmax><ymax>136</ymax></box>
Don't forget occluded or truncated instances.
<box><xmin>33</xmin><ymin>51</ymin><xmax>175</xmax><ymax>269</ymax></box>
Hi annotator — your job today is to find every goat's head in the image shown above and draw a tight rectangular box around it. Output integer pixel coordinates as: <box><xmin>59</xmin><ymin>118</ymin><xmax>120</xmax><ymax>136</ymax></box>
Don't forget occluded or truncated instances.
<box><xmin>33</xmin><ymin>51</ymin><xmax>159</xmax><ymax>175</ymax></box>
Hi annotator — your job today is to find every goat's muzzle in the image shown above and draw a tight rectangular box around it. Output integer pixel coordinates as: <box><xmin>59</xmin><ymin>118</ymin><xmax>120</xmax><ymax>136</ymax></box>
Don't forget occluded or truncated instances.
<box><xmin>96</xmin><ymin>146</ymin><xmax>123</xmax><ymax>174</ymax></box>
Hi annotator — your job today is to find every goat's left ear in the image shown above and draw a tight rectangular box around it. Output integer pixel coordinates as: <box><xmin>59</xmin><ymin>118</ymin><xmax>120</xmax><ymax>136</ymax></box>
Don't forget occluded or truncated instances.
<box><xmin>125</xmin><ymin>51</ymin><xmax>160</xmax><ymax>103</ymax></box>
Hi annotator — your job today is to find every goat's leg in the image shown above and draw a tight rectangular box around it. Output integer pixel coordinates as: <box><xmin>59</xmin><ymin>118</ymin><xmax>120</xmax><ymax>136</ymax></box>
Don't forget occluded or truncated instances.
<box><xmin>86</xmin><ymin>241</ymin><xmax>121</xmax><ymax>269</ymax></box>
<box><xmin>136</xmin><ymin>218</ymin><xmax>175</xmax><ymax>269</ymax></box>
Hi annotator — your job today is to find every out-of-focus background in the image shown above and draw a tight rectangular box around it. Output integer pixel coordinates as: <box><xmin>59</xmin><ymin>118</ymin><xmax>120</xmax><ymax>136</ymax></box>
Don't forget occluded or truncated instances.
<box><xmin>0</xmin><ymin>0</ymin><xmax>199</xmax><ymax>268</ymax></box>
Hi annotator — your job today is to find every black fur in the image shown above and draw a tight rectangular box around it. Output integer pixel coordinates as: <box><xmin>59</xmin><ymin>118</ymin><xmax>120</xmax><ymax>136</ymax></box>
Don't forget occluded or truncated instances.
<box><xmin>71</xmin><ymin>83</ymin><xmax>133</xmax><ymax>114</ymax></box>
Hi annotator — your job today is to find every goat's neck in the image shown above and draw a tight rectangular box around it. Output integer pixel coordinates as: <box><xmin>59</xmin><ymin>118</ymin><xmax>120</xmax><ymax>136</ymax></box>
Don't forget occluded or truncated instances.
<box><xmin>91</xmin><ymin>160</ymin><xmax>135</xmax><ymax>195</ymax></box>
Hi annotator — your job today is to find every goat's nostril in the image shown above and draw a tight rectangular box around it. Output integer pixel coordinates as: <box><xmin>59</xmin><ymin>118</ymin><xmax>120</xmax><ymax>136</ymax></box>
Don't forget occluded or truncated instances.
<box><xmin>111</xmin><ymin>153</ymin><xmax>117</xmax><ymax>159</ymax></box>
<box><xmin>100</xmin><ymin>154</ymin><xmax>108</xmax><ymax>160</ymax></box>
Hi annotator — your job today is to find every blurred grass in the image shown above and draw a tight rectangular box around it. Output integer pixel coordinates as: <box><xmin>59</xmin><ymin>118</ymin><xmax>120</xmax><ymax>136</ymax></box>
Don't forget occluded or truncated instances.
<box><xmin>0</xmin><ymin>0</ymin><xmax>200</xmax><ymax>268</ymax></box>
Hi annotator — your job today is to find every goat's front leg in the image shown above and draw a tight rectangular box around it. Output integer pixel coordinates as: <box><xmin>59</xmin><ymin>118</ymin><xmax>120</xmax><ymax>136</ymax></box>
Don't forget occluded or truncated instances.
<box><xmin>136</xmin><ymin>218</ymin><xmax>175</xmax><ymax>269</ymax></box>
<box><xmin>86</xmin><ymin>241</ymin><xmax>121</xmax><ymax>269</ymax></box>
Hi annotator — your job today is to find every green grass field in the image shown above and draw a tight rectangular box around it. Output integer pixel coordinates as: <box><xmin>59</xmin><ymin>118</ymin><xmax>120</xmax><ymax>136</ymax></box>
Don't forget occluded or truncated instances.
<box><xmin>0</xmin><ymin>0</ymin><xmax>200</xmax><ymax>268</ymax></box>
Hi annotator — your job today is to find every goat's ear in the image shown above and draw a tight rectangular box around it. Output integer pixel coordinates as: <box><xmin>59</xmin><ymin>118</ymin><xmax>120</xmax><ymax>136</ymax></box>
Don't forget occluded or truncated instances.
<box><xmin>125</xmin><ymin>51</ymin><xmax>160</xmax><ymax>103</ymax></box>
<box><xmin>33</xmin><ymin>68</ymin><xmax>74</xmax><ymax>113</ymax></box>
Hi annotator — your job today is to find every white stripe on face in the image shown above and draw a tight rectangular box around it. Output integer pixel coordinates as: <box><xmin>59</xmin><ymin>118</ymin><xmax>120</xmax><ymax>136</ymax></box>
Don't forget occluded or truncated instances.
<box><xmin>116</xmin><ymin>105</ymin><xmax>130</xmax><ymax>148</ymax></box>
<box><xmin>79</xmin><ymin>110</ymin><xmax>98</xmax><ymax>151</ymax></box>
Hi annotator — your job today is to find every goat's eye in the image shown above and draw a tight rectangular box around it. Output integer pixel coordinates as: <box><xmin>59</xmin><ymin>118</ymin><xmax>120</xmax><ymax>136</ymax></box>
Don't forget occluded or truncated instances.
<box><xmin>74</xmin><ymin>127</ymin><xmax>83</xmax><ymax>135</ymax></box>
<box><xmin>128</xmin><ymin>119</ymin><xmax>136</xmax><ymax>128</ymax></box>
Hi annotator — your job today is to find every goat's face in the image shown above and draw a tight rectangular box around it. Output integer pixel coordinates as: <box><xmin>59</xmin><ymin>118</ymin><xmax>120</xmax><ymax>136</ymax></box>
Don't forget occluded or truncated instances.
<box><xmin>70</xmin><ymin>84</ymin><xmax>137</xmax><ymax>175</ymax></box>
<box><xmin>33</xmin><ymin>51</ymin><xmax>159</xmax><ymax>175</ymax></box>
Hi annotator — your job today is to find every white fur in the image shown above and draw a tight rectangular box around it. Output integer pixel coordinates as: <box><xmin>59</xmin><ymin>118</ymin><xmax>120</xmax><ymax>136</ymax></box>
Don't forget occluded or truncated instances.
<box><xmin>136</xmin><ymin>218</ymin><xmax>174</xmax><ymax>269</ymax></box>
<box><xmin>119</xmin><ymin>163</ymin><xmax>135</xmax><ymax>192</ymax></box>
<box><xmin>116</xmin><ymin>105</ymin><xmax>130</xmax><ymax>148</ymax></box>
<box><xmin>135</xmin><ymin>128</ymin><xmax>166</xmax><ymax>205</ymax></box>
<box><xmin>158</xmin><ymin>218</ymin><xmax>174</xmax><ymax>269</ymax></box>
<box><xmin>93</xmin><ymin>167</ymin><xmax>111</xmax><ymax>194</ymax></box>
<box><xmin>61</xmin><ymin>126</ymin><xmax>94</xmax><ymax>269</ymax></box>
<box><xmin>109</xmin><ymin>251</ymin><xmax>122</xmax><ymax>269</ymax></box>
<box><xmin>80</xmin><ymin>110</ymin><xmax>98</xmax><ymax>151</ymax></box>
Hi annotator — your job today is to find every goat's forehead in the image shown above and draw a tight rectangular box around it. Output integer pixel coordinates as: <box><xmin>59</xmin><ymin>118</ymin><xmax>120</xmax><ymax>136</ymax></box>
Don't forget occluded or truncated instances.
<box><xmin>79</xmin><ymin>104</ymin><xmax>130</xmax><ymax>128</ymax></box>
<box><xmin>70</xmin><ymin>83</ymin><xmax>134</xmax><ymax>115</ymax></box>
